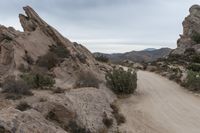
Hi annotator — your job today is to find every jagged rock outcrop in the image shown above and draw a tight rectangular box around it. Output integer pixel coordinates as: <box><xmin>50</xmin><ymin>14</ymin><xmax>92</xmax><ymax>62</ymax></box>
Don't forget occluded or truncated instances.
<box><xmin>0</xmin><ymin>6</ymin><xmax>104</xmax><ymax>86</ymax></box>
<box><xmin>172</xmin><ymin>5</ymin><xmax>200</xmax><ymax>54</ymax></box>
<box><xmin>0</xmin><ymin>6</ymin><xmax>117</xmax><ymax>133</ymax></box>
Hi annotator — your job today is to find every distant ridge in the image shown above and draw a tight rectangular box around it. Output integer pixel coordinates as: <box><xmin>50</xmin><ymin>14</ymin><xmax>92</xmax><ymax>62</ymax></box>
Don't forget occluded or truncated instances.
<box><xmin>94</xmin><ymin>48</ymin><xmax>172</xmax><ymax>63</ymax></box>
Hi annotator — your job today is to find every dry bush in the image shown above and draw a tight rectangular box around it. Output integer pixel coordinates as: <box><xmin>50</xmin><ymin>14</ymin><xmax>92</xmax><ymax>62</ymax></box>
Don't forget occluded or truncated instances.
<box><xmin>110</xmin><ymin>103</ymin><xmax>126</xmax><ymax>125</ymax></box>
<box><xmin>52</xmin><ymin>87</ymin><xmax>65</xmax><ymax>94</ymax></box>
<box><xmin>102</xmin><ymin>113</ymin><xmax>113</xmax><ymax>128</ymax></box>
<box><xmin>2</xmin><ymin>78</ymin><xmax>33</xmax><ymax>97</ymax></box>
<box><xmin>66</xmin><ymin>121</ymin><xmax>91</xmax><ymax>133</ymax></box>
<box><xmin>21</xmin><ymin>72</ymin><xmax>55</xmax><ymax>89</ymax></box>
<box><xmin>75</xmin><ymin>71</ymin><xmax>99</xmax><ymax>88</ymax></box>
<box><xmin>16</xmin><ymin>101</ymin><xmax>31</xmax><ymax>111</ymax></box>
<box><xmin>49</xmin><ymin>44</ymin><xmax>70</xmax><ymax>58</ymax></box>
<box><xmin>184</xmin><ymin>70</ymin><xmax>200</xmax><ymax>91</ymax></box>
<box><xmin>37</xmin><ymin>52</ymin><xmax>59</xmax><ymax>70</ymax></box>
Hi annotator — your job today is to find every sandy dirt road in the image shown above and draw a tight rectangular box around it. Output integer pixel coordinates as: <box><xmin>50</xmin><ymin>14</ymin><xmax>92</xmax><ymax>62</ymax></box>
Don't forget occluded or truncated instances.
<box><xmin>119</xmin><ymin>71</ymin><xmax>200</xmax><ymax>133</ymax></box>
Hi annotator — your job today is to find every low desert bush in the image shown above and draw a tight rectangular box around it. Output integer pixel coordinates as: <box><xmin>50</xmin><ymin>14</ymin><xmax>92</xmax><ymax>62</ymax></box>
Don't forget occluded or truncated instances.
<box><xmin>52</xmin><ymin>87</ymin><xmax>65</xmax><ymax>94</ymax></box>
<box><xmin>102</xmin><ymin>113</ymin><xmax>113</xmax><ymax>128</ymax></box>
<box><xmin>185</xmin><ymin>70</ymin><xmax>200</xmax><ymax>91</ymax></box>
<box><xmin>46</xmin><ymin>110</ymin><xmax>60</xmax><ymax>123</ymax></box>
<box><xmin>110</xmin><ymin>103</ymin><xmax>126</xmax><ymax>125</ymax></box>
<box><xmin>75</xmin><ymin>71</ymin><xmax>99</xmax><ymax>88</ymax></box>
<box><xmin>2</xmin><ymin>78</ymin><xmax>32</xmax><ymax>96</ymax></box>
<box><xmin>67</xmin><ymin>121</ymin><xmax>91</xmax><ymax>133</ymax></box>
<box><xmin>76</xmin><ymin>53</ymin><xmax>87</xmax><ymax>64</ymax></box>
<box><xmin>191</xmin><ymin>32</ymin><xmax>200</xmax><ymax>44</ymax></box>
<box><xmin>21</xmin><ymin>72</ymin><xmax>55</xmax><ymax>89</ymax></box>
<box><xmin>49</xmin><ymin>44</ymin><xmax>70</xmax><ymax>58</ymax></box>
<box><xmin>187</xmin><ymin>63</ymin><xmax>200</xmax><ymax>72</ymax></box>
<box><xmin>191</xmin><ymin>54</ymin><xmax>200</xmax><ymax>63</ymax></box>
<box><xmin>95</xmin><ymin>55</ymin><xmax>109</xmax><ymax>63</ymax></box>
<box><xmin>105</xmin><ymin>68</ymin><xmax>137</xmax><ymax>95</ymax></box>
<box><xmin>37</xmin><ymin>52</ymin><xmax>59</xmax><ymax>70</ymax></box>
<box><xmin>16</xmin><ymin>101</ymin><xmax>31</xmax><ymax>111</ymax></box>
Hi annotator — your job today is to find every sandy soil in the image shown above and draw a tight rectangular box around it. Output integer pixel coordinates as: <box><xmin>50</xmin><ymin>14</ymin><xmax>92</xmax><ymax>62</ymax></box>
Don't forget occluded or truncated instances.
<box><xmin>119</xmin><ymin>71</ymin><xmax>200</xmax><ymax>133</ymax></box>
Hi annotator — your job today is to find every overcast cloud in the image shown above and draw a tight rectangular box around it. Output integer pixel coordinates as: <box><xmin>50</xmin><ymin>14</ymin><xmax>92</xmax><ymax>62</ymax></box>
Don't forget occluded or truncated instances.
<box><xmin>0</xmin><ymin>0</ymin><xmax>199</xmax><ymax>53</ymax></box>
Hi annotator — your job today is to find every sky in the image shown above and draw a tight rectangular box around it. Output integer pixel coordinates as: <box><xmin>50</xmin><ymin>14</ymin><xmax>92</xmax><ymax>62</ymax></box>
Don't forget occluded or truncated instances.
<box><xmin>0</xmin><ymin>0</ymin><xmax>199</xmax><ymax>53</ymax></box>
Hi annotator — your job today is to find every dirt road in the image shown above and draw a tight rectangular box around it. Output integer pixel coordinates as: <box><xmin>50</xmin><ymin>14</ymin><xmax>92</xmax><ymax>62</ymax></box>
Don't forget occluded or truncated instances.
<box><xmin>119</xmin><ymin>71</ymin><xmax>200</xmax><ymax>133</ymax></box>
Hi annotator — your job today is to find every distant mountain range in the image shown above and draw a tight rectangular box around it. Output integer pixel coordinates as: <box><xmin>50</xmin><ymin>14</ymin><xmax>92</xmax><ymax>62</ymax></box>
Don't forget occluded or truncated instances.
<box><xmin>94</xmin><ymin>48</ymin><xmax>172</xmax><ymax>63</ymax></box>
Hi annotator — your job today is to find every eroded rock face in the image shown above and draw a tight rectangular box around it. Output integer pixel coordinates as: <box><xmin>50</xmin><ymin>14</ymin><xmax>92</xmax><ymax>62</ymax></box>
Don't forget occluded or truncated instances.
<box><xmin>0</xmin><ymin>108</ymin><xmax>67</xmax><ymax>133</ymax></box>
<box><xmin>0</xmin><ymin>6</ymin><xmax>104</xmax><ymax>86</ymax></box>
<box><xmin>172</xmin><ymin>5</ymin><xmax>200</xmax><ymax>55</ymax></box>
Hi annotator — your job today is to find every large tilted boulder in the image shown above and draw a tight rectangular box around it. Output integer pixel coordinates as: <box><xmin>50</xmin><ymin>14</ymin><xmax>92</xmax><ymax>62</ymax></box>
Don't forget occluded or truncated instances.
<box><xmin>172</xmin><ymin>5</ymin><xmax>200</xmax><ymax>55</ymax></box>
<box><xmin>0</xmin><ymin>6</ymin><xmax>105</xmax><ymax>86</ymax></box>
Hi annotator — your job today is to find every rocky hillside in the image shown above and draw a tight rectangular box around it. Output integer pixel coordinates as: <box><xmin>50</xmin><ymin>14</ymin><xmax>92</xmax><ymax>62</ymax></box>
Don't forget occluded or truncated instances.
<box><xmin>0</xmin><ymin>6</ymin><xmax>122</xmax><ymax>133</ymax></box>
<box><xmin>0</xmin><ymin>6</ymin><xmax>107</xmax><ymax>87</ymax></box>
<box><xmin>148</xmin><ymin>5</ymin><xmax>200</xmax><ymax>92</ymax></box>
<box><xmin>94</xmin><ymin>48</ymin><xmax>172</xmax><ymax>63</ymax></box>
<box><xmin>172</xmin><ymin>5</ymin><xmax>200</xmax><ymax>55</ymax></box>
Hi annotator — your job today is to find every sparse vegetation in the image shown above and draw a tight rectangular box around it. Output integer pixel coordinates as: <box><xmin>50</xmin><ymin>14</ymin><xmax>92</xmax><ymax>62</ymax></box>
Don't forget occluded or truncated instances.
<box><xmin>102</xmin><ymin>113</ymin><xmax>113</xmax><ymax>128</ymax></box>
<box><xmin>110</xmin><ymin>103</ymin><xmax>126</xmax><ymax>125</ymax></box>
<box><xmin>37</xmin><ymin>52</ymin><xmax>59</xmax><ymax>70</ymax></box>
<box><xmin>95</xmin><ymin>55</ymin><xmax>109</xmax><ymax>63</ymax></box>
<box><xmin>52</xmin><ymin>87</ymin><xmax>65</xmax><ymax>94</ymax></box>
<box><xmin>184</xmin><ymin>70</ymin><xmax>200</xmax><ymax>91</ymax></box>
<box><xmin>187</xmin><ymin>63</ymin><xmax>200</xmax><ymax>72</ymax></box>
<box><xmin>2</xmin><ymin>78</ymin><xmax>33</xmax><ymax>97</ymax></box>
<box><xmin>75</xmin><ymin>71</ymin><xmax>99</xmax><ymax>88</ymax></box>
<box><xmin>76</xmin><ymin>53</ymin><xmax>87</xmax><ymax>64</ymax></box>
<box><xmin>46</xmin><ymin>110</ymin><xmax>60</xmax><ymax>123</ymax></box>
<box><xmin>105</xmin><ymin>68</ymin><xmax>137</xmax><ymax>95</ymax></box>
<box><xmin>191</xmin><ymin>32</ymin><xmax>200</xmax><ymax>44</ymax></box>
<box><xmin>49</xmin><ymin>44</ymin><xmax>70</xmax><ymax>58</ymax></box>
<box><xmin>67</xmin><ymin>121</ymin><xmax>91</xmax><ymax>133</ymax></box>
<box><xmin>16</xmin><ymin>101</ymin><xmax>31</xmax><ymax>111</ymax></box>
<box><xmin>21</xmin><ymin>72</ymin><xmax>55</xmax><ymax>89</ymax></box>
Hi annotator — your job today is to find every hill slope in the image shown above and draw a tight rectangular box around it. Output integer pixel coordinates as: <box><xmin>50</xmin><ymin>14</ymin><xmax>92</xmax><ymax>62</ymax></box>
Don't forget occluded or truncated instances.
<box><xmin>95</xmin><ymin>48</ymin><xmax>172</xmax><ymax>63</ymax></box>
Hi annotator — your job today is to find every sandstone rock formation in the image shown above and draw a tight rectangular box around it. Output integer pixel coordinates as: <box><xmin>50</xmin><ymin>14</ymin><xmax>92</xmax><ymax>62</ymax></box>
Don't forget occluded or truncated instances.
<box><xmin>172</xmin><ymin>4</ymin><xmax>200</xmax><ymax>54</ymax></box>
<box><xmin>0</xmin><ymin>6</ymin><xmax>117</xmax><ymax>133</ymax></box>
<box><xmin>0</xmin><ymin>6</ymin><xmax>105</xmax><ymax>87</ymax></box>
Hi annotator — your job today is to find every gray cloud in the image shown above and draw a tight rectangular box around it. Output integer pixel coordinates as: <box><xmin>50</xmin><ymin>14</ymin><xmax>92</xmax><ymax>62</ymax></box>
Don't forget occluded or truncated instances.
<box><xmin>0</xmin><ymin>0</ymin><xmax>199</xmax><ymax>53</ymax></box>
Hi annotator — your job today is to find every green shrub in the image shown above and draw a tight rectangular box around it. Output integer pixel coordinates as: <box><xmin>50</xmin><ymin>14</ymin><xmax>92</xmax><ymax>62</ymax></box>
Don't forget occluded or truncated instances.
<box><xmin>49</xmin><ymin>44</ymin><xmax>70</xmax><ymax>58</ymax></box>
<box><xmin>16</xmin><ymin>101</ymin><xmax>31</xmax><ymax>111</ymax></box>
<box><xmin>191</xmin><ymin>54</ymin><xmax>200</xmax><ymax>63</ymax></box>
<box><xmin>37</xmin><ymin>52</ymin><xmax>59</xmax><ymax>70</ymax></box>
<box><xmin>75</xmin><ymin>71</ymin><xmax>99</xmax><ymax>88</ymax></box>
<box><xmin>185</xmin><ymin>71</ymin><xmax>200</xmax><ymax>91</ymax></box>
<box><xmin>184</xmin><ymin>48</ymin><xmax>195</xmax><ymax>55</ymax></box>
<box><xmin>95</xmin><ymin>55</ymin><xmax>109</xmax><ymax>63</ymax></box>
<box><xmin>21</xmin><ymin>72</ymin><xmax>55</xmax><ymax>89</ymax></box>
<box><xmin>192</xmin><ymin>32</ymin><xmax>200</xmax><ymax>44</ymax></box>
<box><xmin>187</xmin><ymin>63</ymin><xmax>200</xmax><ymax>72</ymax></box>
<box><xmin>105</xmin><ymin>68</ymin><xmax>137</xmax><ymax>95</ymax></box>
<box><xmin>2</xmin><ymin>78</ymin><xmax>33</xmax><ymax>96</ymax></box>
